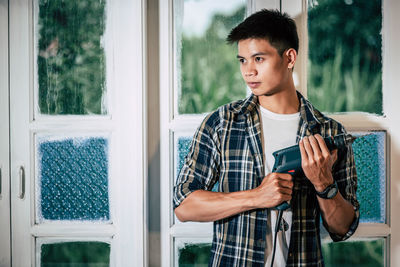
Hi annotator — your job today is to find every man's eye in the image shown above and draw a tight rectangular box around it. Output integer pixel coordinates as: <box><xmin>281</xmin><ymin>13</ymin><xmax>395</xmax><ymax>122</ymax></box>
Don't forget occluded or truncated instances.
<box><xmin>255</xmin><ymin>57</ymin><xmax>263</xmax><ymax>62</ymax></box>
<box><xmin>238</xmin><ymin>58</ymin><xmax>245</xmax><ymax>64</ymax></box>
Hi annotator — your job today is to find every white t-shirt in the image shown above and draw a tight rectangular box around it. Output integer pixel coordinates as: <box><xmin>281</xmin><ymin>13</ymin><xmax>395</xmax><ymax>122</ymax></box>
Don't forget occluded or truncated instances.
<box><xmin>258</xmin><ymin>105</ymin><xmax>300</xmax><ymax>267</ymax></box>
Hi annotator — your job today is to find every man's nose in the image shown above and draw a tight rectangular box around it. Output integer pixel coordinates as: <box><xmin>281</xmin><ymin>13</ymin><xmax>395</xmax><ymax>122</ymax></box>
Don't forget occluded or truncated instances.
<box><xmin>244</xmin><ymin>63</ymin><xmax>257</xmax><ymax>77</ymax></box>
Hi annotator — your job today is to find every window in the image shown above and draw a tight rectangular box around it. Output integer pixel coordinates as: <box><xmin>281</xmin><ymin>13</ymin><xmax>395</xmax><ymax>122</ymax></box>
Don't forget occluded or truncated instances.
<box><xmin>2</xmin><ymin>0</ymin><xmax>146</xmax><ymax>266</ymax></box>
<box><xmin>307</xmin><ymin>0</ymin><xmax>382</xmax><ymax>114</ymax></box>
<box><xmin>160</xmin><ymin>0</ymin><xmax>253</xmax><ymax>265</ymax></box>
<box><xmin>174</xmin><ymin>0</ymin><xmax>247</xmax><ymax>115</ymax></box>
<box><xmin>161</xmin><ymin>0</ymin><xmax>400</xmax><ymax>266</ymax></box>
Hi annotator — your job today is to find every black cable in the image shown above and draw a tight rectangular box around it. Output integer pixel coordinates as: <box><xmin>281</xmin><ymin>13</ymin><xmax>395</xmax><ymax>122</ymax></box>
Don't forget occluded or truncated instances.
<box><xmin>270</xmin><ymin>210</ymin><xmax>284</xmax><ymax>267</ymax></box>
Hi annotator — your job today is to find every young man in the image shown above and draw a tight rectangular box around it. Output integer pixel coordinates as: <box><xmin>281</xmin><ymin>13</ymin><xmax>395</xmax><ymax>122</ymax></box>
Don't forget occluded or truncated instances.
<box><xmin>173</xmin><ymin>9</ymin><xmax>359</xmax><ymax>267</ymax></box>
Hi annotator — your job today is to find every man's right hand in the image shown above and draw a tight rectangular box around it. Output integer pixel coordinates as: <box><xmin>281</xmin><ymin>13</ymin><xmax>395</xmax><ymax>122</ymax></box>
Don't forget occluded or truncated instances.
<box><xmin>174</xmin><ymin>172</ymin><xmax>293</xmax><ymax>222</ymax></box>
<box><xmin>252</xmin><ymin>172</ymin><xmax>293</xmax><ymax>209</ymax></box>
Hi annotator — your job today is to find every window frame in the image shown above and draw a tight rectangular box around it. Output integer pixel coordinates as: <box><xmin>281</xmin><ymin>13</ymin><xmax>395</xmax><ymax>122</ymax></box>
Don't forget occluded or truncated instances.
<box><xmin>7</xmin><ymin>0</ymin><xmax>147</xmax><ymax>266</ymax></box>
<box><xmin>160</xmin><ymin>0</ymin><xmax>400</xmax><ymax>266</ymax></box>
<box><xmin>0</xmin><ymin>0</ymin><xmax>11</xmax><ymax>265</ymax></box>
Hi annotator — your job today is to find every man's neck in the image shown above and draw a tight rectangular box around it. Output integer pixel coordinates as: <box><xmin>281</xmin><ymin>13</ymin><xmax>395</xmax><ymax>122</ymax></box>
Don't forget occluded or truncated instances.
<box><xmin>258</xmin><ymin>88</ymin><xmax>299</xmax><ymax>114</ymax></box>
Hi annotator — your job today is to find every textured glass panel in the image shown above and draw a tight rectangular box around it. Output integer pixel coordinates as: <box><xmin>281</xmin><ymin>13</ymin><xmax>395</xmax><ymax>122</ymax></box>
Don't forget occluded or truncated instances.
<box><xmin>351</xmin><ymin>131</ymin><xmax>386</xmax><ymax>223</ymax></box>
<box><xmin>322</xmin><ymin>239</ymin><xmax>384</xmax><ymax>267</ymax></box>
<box><xmin>37</xmin><ymin>135</ymin><xmax>110</xmax><ymax>221</ymax></box>
<box><xmin>175</xmin><ymin>0</ymin><xmax>247</xmax><ymax>114</ymax></box>
<box><xmin>40</xmin><ymin>241</ymin><xmax>110</xmax><ymax>267</ymax></box>
<box><xmin>176</xmin><ymin>136</ymin><xmax>218</xmax><ymax>192</ymax></box>
<box><xmin>307</xmin><ymin>0</ymin><xmax>382</xmax><ymax>114</ymax></box>
<box><xmin>177</xmin><ymin>137</ymin><xmax>192</xmax><ymax>176</ymax></box>
<box><xmin>177</xmin><ymin>242</ymin><xmax>211</xmax><ymax>267</ymax></box>
<box><xmin>37</xmin><ymin>0</ymin><xmax>107</xmax><ymax>115</ymax></box>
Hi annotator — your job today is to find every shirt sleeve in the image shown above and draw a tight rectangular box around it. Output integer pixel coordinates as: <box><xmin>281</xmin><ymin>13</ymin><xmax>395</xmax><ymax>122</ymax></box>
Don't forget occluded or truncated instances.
<box><xmin>173</xmin><ymin>112</ymin><xmax>221</xmax><ymax>209</ymax></box>
<box><xmin>326</xmin><ymin>131</ymin><xmax>360</xmax><ymax>242</ymax></box>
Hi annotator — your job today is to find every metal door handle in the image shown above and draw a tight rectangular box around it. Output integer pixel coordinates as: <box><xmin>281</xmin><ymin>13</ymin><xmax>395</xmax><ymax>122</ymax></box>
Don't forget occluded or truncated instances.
<box><xmin>19</xmin><ymin>166</ymin><xmax>25</xmax><ymax>199</ymax></box>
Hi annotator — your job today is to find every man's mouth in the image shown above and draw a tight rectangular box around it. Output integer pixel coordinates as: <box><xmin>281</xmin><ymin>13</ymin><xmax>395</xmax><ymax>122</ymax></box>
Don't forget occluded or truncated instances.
<box><xmin>247</xmin><ymin>82</ymin><xmax>261</xmax><ymax>89</ymax></box>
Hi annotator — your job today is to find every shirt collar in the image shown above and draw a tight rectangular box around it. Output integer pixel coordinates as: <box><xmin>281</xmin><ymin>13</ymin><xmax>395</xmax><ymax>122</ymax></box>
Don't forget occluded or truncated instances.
<box><xmin>297</xmin><ymin>91</ymin><xmax>325</xmax><ymax>127</ymax></box>
<box><xmin>233</xmin><ymin>91</ymin><xmax>326</xmax><ymax>126</ymax></box>
<box><xmin>231</xmin><ymin>93</ymin><xmax>259</xmax><ymax>115</ymax></box>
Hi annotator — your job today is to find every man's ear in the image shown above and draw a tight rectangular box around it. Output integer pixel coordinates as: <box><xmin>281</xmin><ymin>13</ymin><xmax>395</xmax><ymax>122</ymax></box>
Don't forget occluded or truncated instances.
<box><xmin>285</xmin><ymin>48</ymin><xmax>297</xmax><ymax>69</ymax></box>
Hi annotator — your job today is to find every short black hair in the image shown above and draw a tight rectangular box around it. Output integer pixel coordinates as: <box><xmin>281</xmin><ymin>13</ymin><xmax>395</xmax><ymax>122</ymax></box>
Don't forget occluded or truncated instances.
<box><xmin>227</xmin><ymin>9</ymin><xmax>299</xmax><ymax>56</ymax></box>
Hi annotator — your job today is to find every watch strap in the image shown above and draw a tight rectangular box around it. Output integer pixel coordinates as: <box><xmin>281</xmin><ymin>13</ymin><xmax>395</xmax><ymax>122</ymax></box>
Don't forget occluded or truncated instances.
<box><xmin>315</xmin><ymin>180</ymin><xmax>338</xmax><ymax>199</ymax></box>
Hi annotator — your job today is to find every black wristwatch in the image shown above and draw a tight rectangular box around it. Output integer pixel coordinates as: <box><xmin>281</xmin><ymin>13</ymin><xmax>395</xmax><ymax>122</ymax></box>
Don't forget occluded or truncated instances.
<box><xmin>315</xmin><ymin>180</ymin><xmax>338</xmax><ymax>199</ymax></box>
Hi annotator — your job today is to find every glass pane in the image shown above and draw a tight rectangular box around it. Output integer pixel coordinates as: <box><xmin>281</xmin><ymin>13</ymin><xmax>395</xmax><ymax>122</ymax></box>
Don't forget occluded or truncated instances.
<box><xmin>307</xmin><ymin>0</ymin><xmax>382</xmax><ymax>114</ymax></box>
<box><xmin>176</xmin><ymin>136</ymin><xmax>218</xmax><ymax>192</ymax></box>
<box><xmin>351</xmin><ymin>131</ymin><xmax>386</xmax><ymax>223</ymax></box>
<box><xmin>37</xmin><ymin>0</ymin><xmax>107</xmax><ymax>115</ymax></box>
<box><xmin>177</xmin><ymin>136</ymin><xmax>192</xmax><ymax>177</ymax></box>
<box><xmin>322</xmin><ymin>238</ymin><xmax>384</xmax><ymax>267</ymax></box>
<box><xmin>36</xmin><ymin>135</ymin><xmax>110</xmax><ymax>222</ymax></box>
<box><xmin>175</xmin><ymin>0</ymin><xmax>247</xmax><ymax>114</ymax></box>
<box><xmin>175</xmin><ymin>239</ymin><xmax>384</xmax><ymax>266</ymax></box>
<box><xmin>40</xmin><ymin>241</ymin><xmax>110</xmax><ymax>267</ymax></box>
<box><xmin>176</xmin><ymin>241</ymin><xmax>211</xmax><ymax>267</ymax></box>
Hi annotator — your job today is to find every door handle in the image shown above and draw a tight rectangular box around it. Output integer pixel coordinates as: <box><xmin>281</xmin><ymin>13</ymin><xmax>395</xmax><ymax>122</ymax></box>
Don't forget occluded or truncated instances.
<box><xmin>19</xmin><ymin>166</ymin><xmax>25</xmax><ymax>199</ymax></box>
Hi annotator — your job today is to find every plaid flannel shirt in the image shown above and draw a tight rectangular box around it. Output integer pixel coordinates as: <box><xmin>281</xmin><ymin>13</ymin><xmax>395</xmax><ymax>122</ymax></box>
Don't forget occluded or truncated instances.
<box><xmin>173</xmin><ymin>92</ymin><xmax>360</xmax><ymax>267</ymax></box>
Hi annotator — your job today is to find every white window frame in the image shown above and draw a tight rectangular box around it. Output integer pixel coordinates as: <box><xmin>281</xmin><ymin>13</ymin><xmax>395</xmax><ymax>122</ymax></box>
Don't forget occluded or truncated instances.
<box><xmin>160</xmin><ymin>0</ymin><xmax>400</xmax><ymax>266</ymax></box>
<box><xmin>5</xmin><ymin>0</ymin><xmax>147</xmax><ymax>266</ymax></box>
<box><xmin>0</xmin><ymin>0</ymin><xmax>11</xmax><ymax>265</ymax></box>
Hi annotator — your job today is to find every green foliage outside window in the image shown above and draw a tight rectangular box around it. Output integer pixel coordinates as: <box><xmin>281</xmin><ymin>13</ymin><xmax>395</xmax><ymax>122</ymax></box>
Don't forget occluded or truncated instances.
<box><xmin>322</xmin><ymin>239</ymin><xmax>384</xmax><ymax>267</ymax></box>
<box><xmin>179</xmin><ymin>6</ymin><xmax>246</xmax><ymax>114</ymax></box>
<box><xmin>177</xmin><ymin>240</ymin><xmax>384</xmax><ymax>266</ymax></box>
<box><xmin>38</xmin><ymin>0</ymin><xmax>107</xmax><ymax>115</ymax></box>
<box><xmin>178</xmin><ymin>243</ymin><xmax>211</xmax><ymax>267</ymax></box>
<box><xmin>41</xmin><ymin>241</ymin><xmax>110</xmax><ymax>267</ymax></box>
<box><xmin>307</xmin><ymin>0</ymin><xmax>382</xmax><ymax>114</ymax></box>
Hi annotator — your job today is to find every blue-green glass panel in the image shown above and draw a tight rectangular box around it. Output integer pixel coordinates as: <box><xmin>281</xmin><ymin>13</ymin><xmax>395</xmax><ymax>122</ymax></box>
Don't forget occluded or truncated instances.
<box><xmin>177</xmin><ymin>136</ymin><xmax>218</xmax><ymax>192</ymax></box>
<box><xmin>38</xmin><ymin>136</ymin><xmax>109</xmax><ymax>221</ymax></box>
<box><xmin>322</xmin><ymin>239</ymin><xmax>384</xmax><ymax>267</ymax></box>
<box><xmin>352</xmin><ymin>131</ymin><xmax>385</xmax><ymax>223</ymax></box>
<box><xmin>177</xmin><ymin>137</ymin><xmax>192</xmax><ymax>176</ymax></box>
<box><xmin>41</xmin><ymin>241</ymin><xmax>110</xmax><ymax>267</ymax></box>
<box><xmin>37</xmin><ymin>0</ymin><xmax>107</xmax><ymax>115</ymax></box>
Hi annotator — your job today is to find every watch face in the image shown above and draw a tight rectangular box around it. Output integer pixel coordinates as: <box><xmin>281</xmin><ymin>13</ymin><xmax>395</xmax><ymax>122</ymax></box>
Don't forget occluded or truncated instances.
<box><xmin>327</xmin><ymin>187</ymin><xmax>337</xmax><ymax>198</ymax></box>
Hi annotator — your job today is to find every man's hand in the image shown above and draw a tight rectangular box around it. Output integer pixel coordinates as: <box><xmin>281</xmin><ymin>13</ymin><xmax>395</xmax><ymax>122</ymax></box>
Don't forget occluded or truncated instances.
<box><xmin>299</xmin><ymin>134</ymin><xmax>356</xmax><ymax>236</ymax></box>
<box><xmin>175</xmin><ymin>172</ymin><xmax>293</xmax><ymax>222</ymax></box>
<box><xmin>253</xmin><ymin>172</ymin><xmax>293</xmax><ymax>209</ymax></box>
<box><xmin>299</xmin><ymin>134</ymin><xmax>338</xmax><ymax>192</ymax></box>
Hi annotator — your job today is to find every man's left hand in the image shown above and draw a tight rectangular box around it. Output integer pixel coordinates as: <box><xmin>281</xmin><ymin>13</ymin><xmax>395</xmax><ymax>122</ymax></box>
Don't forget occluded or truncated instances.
<box><xmin>299</xmin><ymin>134</ymin><xmax>338</xmax><ymax>192</ymax></box>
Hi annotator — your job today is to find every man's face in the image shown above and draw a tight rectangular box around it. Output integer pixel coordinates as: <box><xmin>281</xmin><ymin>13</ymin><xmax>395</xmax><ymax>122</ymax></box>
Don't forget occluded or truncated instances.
<box><xmin>237</xmin><ymin>38</ymin><xmax>291</xmax><ymax>96</ymax></box>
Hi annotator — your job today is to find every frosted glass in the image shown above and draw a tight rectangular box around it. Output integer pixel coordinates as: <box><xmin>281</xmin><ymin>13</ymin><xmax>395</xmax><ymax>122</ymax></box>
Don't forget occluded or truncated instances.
<box><xmin>37</xmin><ymin>135</ymin><xmax>110</xmax><ymax>222</ymax></box>
<box><xmin>37</xmin><ymin>0</ymin><xmax>107</xmax><ymax>115</ymax></box>
<box><xmin>177</xmin><ymin>137</ymin><xmax>192</xmax><ymax>176</ymax></box>
<box><xmin>176</xmin><ymin>136</ymin><xmax>218</xmax><ymax>192</ymax></box>
<box><xmin>40</xmin><ymin>241</ymin><xmax>110</xmax><ymax>267</ymax></box>
<box><xmin>352</xmin><ymin>131</ymin><xmax>386</xmax><ymax>223</ymax></box>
